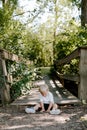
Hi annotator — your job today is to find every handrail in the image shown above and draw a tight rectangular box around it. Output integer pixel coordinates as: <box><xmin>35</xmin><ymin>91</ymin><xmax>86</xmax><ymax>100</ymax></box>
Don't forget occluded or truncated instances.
<box><xmin>0</xmin><ymin>48</ymin><xmax>32</xmax><ymax>104</ymax></box>
<box><xmin>55</xmin><ymin>71</ymin><xmax>80</xmax><ymax>82</ymax></box>
<box><xmin>54</xmin><ymin>46</ymin><xmax>87</xmax><ymax>102</ymax></box>
<box><xmin>54</xmin><ymin>47</ymin><xmax>80</xmax><ymax>82</ymax></box>
<box><xmin>0</xmin><ymin>48</ymin><xmax>31</xmax><ymax>65</ymax></box>
<box><xmin>54</xmin><ymin>46</ymin><xmax>87</xmax><ymax>66</ymax></box>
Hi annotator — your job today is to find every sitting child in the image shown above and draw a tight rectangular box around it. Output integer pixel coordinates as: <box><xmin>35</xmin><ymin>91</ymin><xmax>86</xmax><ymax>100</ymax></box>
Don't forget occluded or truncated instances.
<box><xmin>25</xmin><ymin>84</ymin><xmax>61</xmax><ymax>114</ymax></box>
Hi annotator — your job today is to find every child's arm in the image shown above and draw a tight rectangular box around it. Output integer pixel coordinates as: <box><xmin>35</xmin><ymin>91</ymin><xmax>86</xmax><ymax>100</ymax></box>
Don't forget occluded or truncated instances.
<box><xmin>40</xmin><ymin>102</ymin><xmax>45</xmax><ymax>112</ymax></box>
<box><xmin>46</xmin><ymin>102</ymin><xmax>53</xmax><ymax>112</ymax></box>
<box><xmin>46</xmin><ymin>92</ymin><xmax>54</xmax><ymax>112</ymax></box>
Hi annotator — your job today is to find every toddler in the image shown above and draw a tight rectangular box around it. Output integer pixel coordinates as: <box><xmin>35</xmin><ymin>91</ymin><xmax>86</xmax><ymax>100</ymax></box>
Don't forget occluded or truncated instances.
<box><xmin>25</xmin><ymin>84</ymin><xmax>61</xmax><ymax>114</ymax></box>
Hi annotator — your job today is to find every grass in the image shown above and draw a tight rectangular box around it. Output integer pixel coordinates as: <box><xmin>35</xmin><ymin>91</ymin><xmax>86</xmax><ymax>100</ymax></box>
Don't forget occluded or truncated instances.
<box><xmin>38</xmin><ymin>67</ymin><xmax>51</xmax><ymax>76</ymax></box>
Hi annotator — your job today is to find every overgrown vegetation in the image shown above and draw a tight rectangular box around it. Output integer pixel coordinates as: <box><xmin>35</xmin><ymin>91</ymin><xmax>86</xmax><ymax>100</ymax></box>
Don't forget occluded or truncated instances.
<box><xmin>54</xmin><ymin>26</ymin><xmax>87</xmax><ymax>74</ymax></box>
<box><xmin>0</xmin><ymin>0</ymin><xmax>87</xmax><ymax>101</ymax></box>
<box><xmin>6</xmin><ymin>61</ymin><xmax>41</xmax><ymax>101</ymax></box>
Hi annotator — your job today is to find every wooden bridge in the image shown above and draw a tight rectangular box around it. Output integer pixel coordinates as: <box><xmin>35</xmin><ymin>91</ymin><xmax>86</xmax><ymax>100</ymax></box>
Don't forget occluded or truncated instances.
<box><xmin>11</xmin><ymin>75</ymin><xmax>80</xmax><ymax>107</ymax></box>
<box><xmin>0</xmin><ymin>47</ymin><xmax>87</xmax><ymax>106</ymax></box>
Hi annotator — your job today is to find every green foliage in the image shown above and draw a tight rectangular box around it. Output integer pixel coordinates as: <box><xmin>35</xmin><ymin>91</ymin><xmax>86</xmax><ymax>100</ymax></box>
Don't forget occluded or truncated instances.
<box><xmin>0</xmin><ymin>0</ymin><xmax>23</xmax><ymax>56</ymax></box>
<box><xmin>60</xmin><ymin>59</ymin><xmax>79</xmax><ymax>74</ymax></box>
<box><xmin>7</xmin><ymin>61</ymin><xmax>38</xmax><ymax>101</ymax></box>
<box><xmin>54</xmin><ymin>25</ymin><xmax>87</xmax><ymax>74</ymax></box>
<box><xmin>0</xmin><ymin>0</ymin><xmax>82</xmax><ymax>68</ymax></box>
<box><xmin>22</xmin><ymin>29</ymin><xmax>53</xmax><ymax>67</ymax></box>
<box><xmin>69</xmin><ymin>0</ymin><xmax>81</xmax><ymax>8</ymax></box>
<box><xmin>1</xmin><ymin>0</ymin><xmax>87</xmax><ymax>103</ymax></box>
<box><xmin>55</xmin><ymin>26</ymin><xmax>87</xmax><ymax>59</ymax></box>
<box><xmin>0</xmin><ymin>19</ymin><xmax>24</xmax><ymax>55</ymax></box>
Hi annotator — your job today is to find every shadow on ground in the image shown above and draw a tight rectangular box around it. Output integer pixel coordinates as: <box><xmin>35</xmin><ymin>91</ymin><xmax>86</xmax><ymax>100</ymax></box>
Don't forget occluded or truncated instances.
<box><xmin>0</xmin><ymin>104</ymin><xmax>87</xmax><ymax>130</ymax></box>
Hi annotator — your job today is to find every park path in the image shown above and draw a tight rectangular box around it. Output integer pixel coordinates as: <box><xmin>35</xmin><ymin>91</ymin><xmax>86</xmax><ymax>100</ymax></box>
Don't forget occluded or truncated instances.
<box><xmin>0</xmin><ymin>99</ymin><xmax>87</xmax><ymax>130</ymax></box>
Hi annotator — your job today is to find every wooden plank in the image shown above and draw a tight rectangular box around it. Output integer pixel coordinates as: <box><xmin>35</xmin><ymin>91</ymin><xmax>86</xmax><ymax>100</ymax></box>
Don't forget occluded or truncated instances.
<box><xmin>0</xmin><ymin>49</ymin><xmax>31</xmax><ymax>65</ymax></box>
<box><xmin>0</xmin><ymin>59</ymin><xmax>11</xmax><ymax>104</ymax></box>
<box><xmin>79</xmin><ymin>49</ymin><xmax>87</xmax><ymax>101</ymax></box>
<box><xmin>47</xmin><ymin>78</ymin><xmax>81</xmax><ymax>105</ymax></box>
<box><xmin>55</xmin><ymin>71</ymin><xmax>80</xmax><ymax>82</ymax></box>
<box><xmin>55</xmin><ymin>47</ymin><xmax>80</xmax><ymax>66</ymax></box>
<box><xmin>3</xmin><ymin>51</ymin><xmax>22</xmax><ymax>62</ymax></box>
<box><xmin>7</xmin><ymin>74</ymin><xmax>13</xmax><ymax>83</ymax></box>
<box><xmin>55</xmin><ymin>46</ymin><xmax>87</xmax><ymax>66</ymax></box>
<box><xmin>0</xmin><ymin>49</ymin><xmax>19</xmax><ymax>61</ymax></box>
<box><xmin>11</xmin><ymin>76</ymin><xmax>81</xmax><ymax>106</ymax></box>
<box><xmin>11</xmin><ymin>88</ymin><xmax>40</xmax><ymax>106</ymax></box>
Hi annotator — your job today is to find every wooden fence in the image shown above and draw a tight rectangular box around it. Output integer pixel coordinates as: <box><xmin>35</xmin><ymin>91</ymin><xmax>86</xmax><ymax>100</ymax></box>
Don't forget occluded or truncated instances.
<box><xmin>0</xmin><ymin>49</ymin><xmax>31</xmax><ymax>105</ymax></box>
<box><xmin>54</xmin><ymin>46</ymin><xmax>87</xmax><ymax>102</ymax></box>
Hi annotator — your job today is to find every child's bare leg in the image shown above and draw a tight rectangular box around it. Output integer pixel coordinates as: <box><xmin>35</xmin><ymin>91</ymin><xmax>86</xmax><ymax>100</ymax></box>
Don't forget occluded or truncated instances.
<box><xmin>34</xmin><ymin>102</ymin><xmax>45</xmax><ymax>112</ymax></box>
<box><xmin>34</xmin><ymin>103</ymin><xmax>41</xmax><ymax>111</ymax></box>
<box><xmin>52</xmin><ymin>103</ymin><xmax>58</xmax><ymax>110</ymax></box>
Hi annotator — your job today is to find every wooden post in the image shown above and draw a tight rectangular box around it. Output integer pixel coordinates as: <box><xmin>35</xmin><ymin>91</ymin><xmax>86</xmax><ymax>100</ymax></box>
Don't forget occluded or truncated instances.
<box><xmin>0</xmin><ymin>59</ymin><xmax>11</xmax><ymax>104</ymax></box>
<box><xmin>79</xmin><ymin>48</ymin><xmax>87</xmax><ymax>102</ymax></box>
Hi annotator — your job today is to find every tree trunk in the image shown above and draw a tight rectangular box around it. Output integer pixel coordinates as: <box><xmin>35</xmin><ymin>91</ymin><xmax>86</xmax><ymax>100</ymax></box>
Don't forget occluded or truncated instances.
<box><xmin>81</xmin><ymin>0</ymin><xmax>87</xmax><ymax>26</ymax></box>
<box><xmin>53</xmin><ymin>0</ymin><xmax>58</xmax><ymax>62</ymax></box>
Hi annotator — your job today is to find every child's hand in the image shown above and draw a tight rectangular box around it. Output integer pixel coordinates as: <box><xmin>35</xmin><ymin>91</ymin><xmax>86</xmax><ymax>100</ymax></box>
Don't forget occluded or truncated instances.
<box><xmin>46</xmin><ymin>109</ymin><xmax>50</xmax><ymax>113</ymax></box>
<box><xmin>40</xmin><ymin>109</ymin><xmax>45</xmax><ymax>112</ymax></box>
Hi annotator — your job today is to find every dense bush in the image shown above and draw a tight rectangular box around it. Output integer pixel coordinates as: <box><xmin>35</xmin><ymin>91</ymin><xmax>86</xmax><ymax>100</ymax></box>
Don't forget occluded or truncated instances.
<box><xmin>7</xmin><ymin>61</ymin><xmax>40</xmax><ymax>101</ymax></box>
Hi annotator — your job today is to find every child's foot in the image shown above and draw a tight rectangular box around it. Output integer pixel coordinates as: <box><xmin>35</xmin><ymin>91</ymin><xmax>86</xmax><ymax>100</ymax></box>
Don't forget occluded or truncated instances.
<box><xmin>50</xmin><ymin>109</ymin><xmax>61</xmax><ymax>115</ymax></box>
<box><xmin>25</xmin><ymin>107</ymin><xmax>35</xmax><ymax>114</ymax></box>
<box><xmin>40</xmin><ymin>109</ymin><xmax>45</xmax><ymax>113</ymax></box>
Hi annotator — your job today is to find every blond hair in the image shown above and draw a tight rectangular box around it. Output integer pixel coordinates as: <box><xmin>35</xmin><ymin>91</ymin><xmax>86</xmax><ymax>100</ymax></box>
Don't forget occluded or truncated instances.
<box><xmin>39</xmin><ymin>84</ymin><xmax>49</xmax><ymax>92</ymax></box>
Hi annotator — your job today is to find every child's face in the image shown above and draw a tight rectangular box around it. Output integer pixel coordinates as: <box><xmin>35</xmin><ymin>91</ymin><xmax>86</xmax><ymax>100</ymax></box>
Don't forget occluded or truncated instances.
<box><xmin>40</xmin><ymin>90</ymin><xmax>48</xmax><ymax>97</ymax></box>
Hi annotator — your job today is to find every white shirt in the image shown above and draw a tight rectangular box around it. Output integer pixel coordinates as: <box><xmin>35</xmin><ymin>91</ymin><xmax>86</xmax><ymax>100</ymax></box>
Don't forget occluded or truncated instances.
<box><xmin>39</xmin><ymin>91</ymin><xmax>54</xmax><ymax>104</ymax></box>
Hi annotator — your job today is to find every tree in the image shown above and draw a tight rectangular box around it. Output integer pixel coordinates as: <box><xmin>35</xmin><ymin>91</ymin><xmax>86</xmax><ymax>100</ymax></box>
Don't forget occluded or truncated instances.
<box><xmin>0</xmin><ymin>0</ymin><xmax>26</xmax><ymax>56</ymax></box>
<box><xmin>81</xmin><ymin>0</ymin><xmax>87</xmax><ymax>26</ymax></box>
<box><xmin>0</xmin><ymin>0</ymin><xmax>18</xmax><ymax>48</ymax></box>
<box><xmin>53</xmin><ymin>0</ymin><xmax>58</xmax><ymax>61</ymax></box>
<box><xmin>69</xmin><ymin>0</ymin><xmax>87</xmax><ymax>26</ymax></box>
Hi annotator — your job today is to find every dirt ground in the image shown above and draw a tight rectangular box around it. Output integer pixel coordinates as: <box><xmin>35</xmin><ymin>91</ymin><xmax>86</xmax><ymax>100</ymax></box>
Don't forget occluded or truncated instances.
<box><xmin>0</xmin><ymin>104</ymin><xmax>87</xmax><ymax>130</ymax></box>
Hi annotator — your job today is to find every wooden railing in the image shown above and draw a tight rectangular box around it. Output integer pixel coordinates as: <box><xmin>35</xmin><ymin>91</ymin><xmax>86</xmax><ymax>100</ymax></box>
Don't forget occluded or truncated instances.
<box><xmin>0</xmin><ymin>49</ymin><xmax>31</xmax><ymax>105</ymax></box>
<box><xmin>54</xmin><ymin>46</ymin><xmax>87</xmax><ymax>102</ymax></box>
